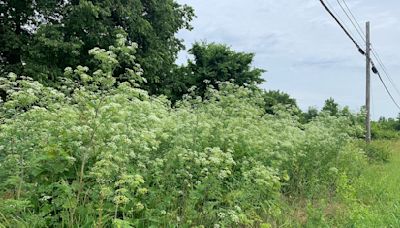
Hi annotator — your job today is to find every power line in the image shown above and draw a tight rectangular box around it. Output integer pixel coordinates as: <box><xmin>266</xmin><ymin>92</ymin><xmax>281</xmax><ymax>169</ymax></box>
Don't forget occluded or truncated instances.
<box><xmin>371</xmin><ymin>48</ymin><xmax>400</xmax><ymax>98</ymax></box>
<box><xmin>338</xmin><ymin>0</ymin><xmax>400</xmax><ymax>99</ymax></box>
<box><xmin>318</xmin><ymin>0</ymin><xmax>365</xmax><ymax>55</ymax></box>
<box><xmin>370</xmin><ymin>58</ymin><xmax>400</xmax><ymax>111</ymax></box>
<box><xmin>375</xmin><ymin>68</ymin><xmax>400</xmax><ymax>111</ymax></box>
<box><xmin>319</xmin><ymin>0</ymin><xmax>400</xmax><ymax>112</ymax></box>
<box><xmin>371</xmin><ymin>77</ymin><xmax>376</xmax><ymax>119</ymax></box>
<box><xmin>324</xmin><ymin>0</ymin><xmax>362</xmax><ymax>45</ymax></box>
<box><xmin>339</xmin><ymin>0</ymin><xmax>366</xmax><ymax>41</ymax></box>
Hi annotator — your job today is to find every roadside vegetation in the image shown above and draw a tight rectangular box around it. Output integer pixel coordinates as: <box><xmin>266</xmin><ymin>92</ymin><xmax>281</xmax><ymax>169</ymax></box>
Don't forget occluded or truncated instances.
<box><xmin>1</xmin><ymin>1</ymin><xmax>399</xmax><ymax>227</ymax></box>
<box><xmin>278</xmin><ymin>140</ymin><xmax>399</xmax><ymax>227</ymax></box>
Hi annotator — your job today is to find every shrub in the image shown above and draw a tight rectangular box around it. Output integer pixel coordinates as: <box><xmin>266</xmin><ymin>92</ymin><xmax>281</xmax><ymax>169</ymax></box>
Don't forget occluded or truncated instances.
<box><xmin>362</xmin><ymin>141</ymin><xmax>392</xmax><ymax>163</ymax></box>
<box><xmin>0</xmin><ymin>35</ymin><xmax>367</xmax><ymax>227</ymax></box>
<box><xmin>371</xmin><ymin>122</ymin><xmax>400</xmax><ymax>140</ymax></box>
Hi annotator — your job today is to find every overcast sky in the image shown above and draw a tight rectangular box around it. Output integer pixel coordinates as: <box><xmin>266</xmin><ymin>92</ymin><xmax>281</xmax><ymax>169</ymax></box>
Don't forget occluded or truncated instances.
<box><xmin>176</xmin><ymin>0</ymin><xmax>400</xmax><ymax>119</ymax></box>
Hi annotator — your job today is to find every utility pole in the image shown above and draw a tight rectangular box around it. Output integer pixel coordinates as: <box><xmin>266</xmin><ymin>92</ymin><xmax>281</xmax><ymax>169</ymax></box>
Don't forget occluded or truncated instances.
<box><xmin>365</xmin><ymin>21</ymin><xmax>371</xmax><ymax>143</ymax></box>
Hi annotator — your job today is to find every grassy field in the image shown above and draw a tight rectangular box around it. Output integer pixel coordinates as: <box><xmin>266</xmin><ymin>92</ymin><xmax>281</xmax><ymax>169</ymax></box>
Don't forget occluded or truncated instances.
<box><xmin>279</xmin><ymin>140</ymin><xmax>400</xmax><ymax>227</ymax></box>
<box><xmin>347</xmin><ymin>140</ymin><xmax>400</xmax><ymax>227</ymax></box>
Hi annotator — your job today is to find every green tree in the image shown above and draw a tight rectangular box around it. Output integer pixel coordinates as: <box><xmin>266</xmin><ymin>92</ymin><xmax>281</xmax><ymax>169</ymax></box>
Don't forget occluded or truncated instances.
<box><xmin>396</xmin><ymin>113</ymin><xmax>400</xmax><ymax>131</ymax></box>
<box><xmin>262</xmin><ymin>90</ymin><xmax>299</xmax><ymax>115</ymax></box>
<box><xmin>371</xmin><ymin>116</ymin><xmax>400</xmax><ymax>139</ymax></box>
<box><xmin>1</xmin><ymin>0</ymin><xmax>194</xmax><ymax>95</ymax></box>
<box><xmin>303</xmin><ymin>106</ymin><xmax>319</xmax><ymax>122</ymax></box>
<box><xmin>169</xmin><ymin>42</ymin><xmax>265</xmax><ymax>100</ymax></box>
<box><xmin>322</xmin><ymin>97</ymin><xmax>339</xmax><ymax>116</ymax></box>
<box><xmin>0</xmin><ymin>0</ymin><xmax>64</xmax><ymax>76</ymax></box>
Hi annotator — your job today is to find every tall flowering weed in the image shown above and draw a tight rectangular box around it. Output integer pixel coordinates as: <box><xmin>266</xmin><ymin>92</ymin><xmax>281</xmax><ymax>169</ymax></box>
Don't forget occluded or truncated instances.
<box><xmin>0</xmin><ymin>35</ymin><xmax>366</xmax><ymax>227</ymax></box>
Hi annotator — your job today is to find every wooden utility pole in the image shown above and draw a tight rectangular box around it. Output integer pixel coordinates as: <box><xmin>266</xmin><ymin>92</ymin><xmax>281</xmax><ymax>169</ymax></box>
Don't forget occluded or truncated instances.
<box><xmin>365</xmin><ymin>21</ymin><xmax>371</xmax><ymax>143</ymax></box>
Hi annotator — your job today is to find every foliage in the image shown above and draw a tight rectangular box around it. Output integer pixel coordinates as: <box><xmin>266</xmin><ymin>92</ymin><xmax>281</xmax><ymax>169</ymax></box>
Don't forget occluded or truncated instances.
<box><xmin>0</xmin><ymin>37</ymin><xmax>369</xmax><ymax>226</ymax></box>
<box><xmin>361</xmin><ymin>140</ymin><xmax>392</xmax><ymax>163</ymax></box>
<box><xmin>262</xmin><ymin>90</ymin><xmax>300</xmax><ymax>116</ymax></box>
<box><xmin>322</xmin><ymin>97</ymin><xmax>339</xmax><ymax>116</ymax></box>
<box><xmin>1</xmin><ymin>2</ymin><xmax>397</xmax><ymax>227</ymax></box>
<box><xmin>347</xmin><ymin>140</ymin><xmax>400</xmax><ymax>227</ymax></box>
<box><xmin>303</xmin><ymin>106</ymin><xmax>319</xmax><ymax>122</ymax></box>
<box><xmin>168</xmin><ymin>42</ymin><xmax>265</xmax><ymax>101</ymax></box>
<box><xmin>0</xmin><ymin>0</ymin><xmax>66</xmax><ymax>76</ymax></box>
<box><xmin>0</xmin><ymin>0</ymin><xmax>194</xmax><ymax>96</ymax></box>
<box><xmin>281</xmin><ymin>140</ymin><xmax>400</xmax><ymax>227</ymax></box>
<box><xmin>371</xmin><ymin>116</ymin><xmax>400</xmax><ymax>140</ymax></box>
<box><xmin>282</xmin><ymin>113</ymin><xmax>365</xmax><ymax>197</ymax></box>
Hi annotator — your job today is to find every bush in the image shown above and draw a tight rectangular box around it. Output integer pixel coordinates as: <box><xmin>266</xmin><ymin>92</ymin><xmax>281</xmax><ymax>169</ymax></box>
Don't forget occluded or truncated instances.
<box><xmin>371</xmin><ymin>123</ymin><xmax>400</xmax><ymax>140</ymax></box>
<box><xmin>0</xmin><ymin>35</ymin><xmax>367</xmax><ymax>227</ymax></box>
<box><xmin>362</xmin><ymin>141</ymin><xmax>392</xmax><ymax>163</ymax></box>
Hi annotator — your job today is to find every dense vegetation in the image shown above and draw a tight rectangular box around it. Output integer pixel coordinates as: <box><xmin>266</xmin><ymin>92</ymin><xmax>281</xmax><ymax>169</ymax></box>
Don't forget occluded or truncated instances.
<box><xmin>1</xmin><ymin>0</ymin><xmax>194</xmax><ymax>94</ymax></box>
<box><xmin>1</xmin><ymin>0</ymin><xmax>399</xmax><ymax>227</ymax></box>
<box><xmin>372</xmin><ymin>116</ymin><xmax>400</xmax><ymax>139</ymax></box>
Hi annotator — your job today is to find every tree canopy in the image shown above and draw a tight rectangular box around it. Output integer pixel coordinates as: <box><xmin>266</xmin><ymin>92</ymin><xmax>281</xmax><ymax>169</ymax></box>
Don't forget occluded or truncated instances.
<box><xmin>262</xmin><ymin>90</ymin><xmax>299</xmax><ymax>115</ymax></box>
<box><xmin>322</xmin><ymin>97</ymin><xmax>340</xmax><ymax>116</ymax></box>
<box><xmin>167</xmin><ymin>42</ymin><xmax>265</xmax><ymax>101</ymax></box>
<box><xmin>1</xmin><ymin>0</ymin><xmax>194</xmax><ymax>95</ymax></box>
<box><xmin>0</xmin><ymin>0</ymin><xmax>65</xmax><ymax>75</ymax></box>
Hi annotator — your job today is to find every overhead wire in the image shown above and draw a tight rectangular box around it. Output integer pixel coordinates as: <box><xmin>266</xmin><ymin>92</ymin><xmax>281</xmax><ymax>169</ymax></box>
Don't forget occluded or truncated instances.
<box><xmin>338</xmin><ymin>0</ymin><xmax>400</xmax><ymax>99</ymax></box>
<box><xmin>371</xmin><ymin>75</ymin><xmax>376</xmax><ymax>119</ymax></box>
<box><xmin>318</xmin><ymin>0</ymin><xmax>365</xmax><ymax>55</ymax></box>
<box><xmin>319</xmin><ymin>0</ymin><xmax>400</xmax><ymax>112</ymax></box>
<box><xmin>336</xmin><ymin>0</ymin><xmax>366</xmax><ymax>42</ymax></box>
<box><xmin>375</xmin><ymin>70</ymin><xmax>400</xmax><ymax>110</ymax></box>
<box><xmin>325</xmin><ymin>0</ymin><xmax>362</xmax><ymax>45</ymax></box>
<box><xmin>339</xmin><ymin>0</ymin><xmax>365</xmax><ymax>37</ymax></box>
<box><xmin>371</xmin><ymin>48</ymin><xmax>400</xmax><ymax>97</ymax></box>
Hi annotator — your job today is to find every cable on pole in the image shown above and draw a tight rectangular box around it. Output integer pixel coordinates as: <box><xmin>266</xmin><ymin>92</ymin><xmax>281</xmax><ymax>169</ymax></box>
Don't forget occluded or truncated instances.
<box><xmin>325</xmin><ymin>0</ymin><xmax>361</xmax><ymax>44</ymax></box>
<box><xmin>319</xmin><ymin>0</ymin><xmax>365</xmax><ymax>55</ymax></box>
<box><xmin>319</xmin><ymin>0</ymin><xmax>400</xmax><ymax>112</ymax></box>
<box><xmin>370</xmin><ymin>59</ymin><xmax>400</xmax><ymax>111</ymax></box>
<box><xmin>371</xmin><ymin>49</ymin><xmax>400</xmax><ymax>98</ymax></box>
<box><xmin>374</xmin><ymin>66</ymin><xmax>400</xmax><ymax>111</ymax></box>
<box><xmin>338</xmin><ymin>0</ymin><xmax>400</xmax><ymax>100</ymax></box>
<box><xmin>339</xmin><ymin>0</ymin><xmax>366</xmax><ymax>41</ymax></box>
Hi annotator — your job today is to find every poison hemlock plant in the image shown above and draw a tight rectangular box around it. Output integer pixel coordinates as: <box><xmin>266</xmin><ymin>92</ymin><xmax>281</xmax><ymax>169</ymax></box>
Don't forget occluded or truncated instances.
<box><xmin>0</xmin><ymin>34</ymin><xmax>368</xmax><ymax>227</ymax></box>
